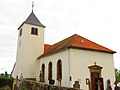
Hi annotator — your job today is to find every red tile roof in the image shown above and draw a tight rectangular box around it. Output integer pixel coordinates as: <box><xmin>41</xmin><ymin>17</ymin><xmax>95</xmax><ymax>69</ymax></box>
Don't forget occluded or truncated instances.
<box><xmin>40</xmin><ymin>34</ymin><xmax>116</xmax><ymax>58</ymax></box>
<box><xmin>44</xmin><ymin>44</ymin><xmax>51</xmax><ymax>53</ymax></box>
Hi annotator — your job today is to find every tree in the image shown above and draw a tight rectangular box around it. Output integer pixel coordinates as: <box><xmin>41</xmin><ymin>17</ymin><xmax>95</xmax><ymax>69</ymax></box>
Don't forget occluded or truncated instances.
<box><xmin>115</xmin><ymin>68</ymin><xmax>120</xmax><ymax>82</ymax></box>
<box><xmin>0</xmin><ymin>71</ymin><xmax>14</xmax><ymax>89</ymax></box>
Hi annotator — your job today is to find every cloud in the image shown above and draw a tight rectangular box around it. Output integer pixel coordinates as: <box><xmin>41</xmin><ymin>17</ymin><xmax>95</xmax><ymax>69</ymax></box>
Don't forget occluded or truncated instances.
<box><xmin>0</xmin><ymin>0</ymin><xmax>120</xmax><ymax>74</ymax></box>
<box><xmin>0</xmin><ymin>66</ymin><xmax>5</xmax><ymax>70</ymax></box>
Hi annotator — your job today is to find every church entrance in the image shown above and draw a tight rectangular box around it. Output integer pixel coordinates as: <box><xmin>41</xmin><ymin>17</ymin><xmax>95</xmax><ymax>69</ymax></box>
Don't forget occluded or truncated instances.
<box><xmin>88</xmin><ymin>62</ymin><xmax>104</xmax><ymax>90</ymax></box>
<box><xmin>91</xmin><ymin>73</ymin><xmax>104</xmax><ymax>90</ymax></box>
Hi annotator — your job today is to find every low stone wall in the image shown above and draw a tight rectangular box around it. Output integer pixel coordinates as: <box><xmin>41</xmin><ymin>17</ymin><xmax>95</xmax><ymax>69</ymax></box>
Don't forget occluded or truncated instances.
<box><xmin>17</xmin><ymin>80</ymin><xmax>80</xmax><ymax>90</ymax></box>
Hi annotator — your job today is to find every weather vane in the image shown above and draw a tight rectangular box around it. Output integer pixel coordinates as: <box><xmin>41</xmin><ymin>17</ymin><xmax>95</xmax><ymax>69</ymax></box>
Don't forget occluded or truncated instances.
<box><xmin>32</xmin><ymin>1</ymin><xmax>34</xmax><ymax>12</ymax></box>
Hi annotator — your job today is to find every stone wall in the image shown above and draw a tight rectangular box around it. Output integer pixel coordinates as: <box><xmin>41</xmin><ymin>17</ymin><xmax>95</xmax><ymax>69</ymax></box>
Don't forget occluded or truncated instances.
<box><xmin>17</xmin><ymin>80</ymin><xmax>80</xmax><ymax>90</ymax></box>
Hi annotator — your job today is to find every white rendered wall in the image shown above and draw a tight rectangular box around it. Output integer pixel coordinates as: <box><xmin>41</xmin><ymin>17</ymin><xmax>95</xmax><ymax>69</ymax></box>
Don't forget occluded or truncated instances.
<box><xmin>38</xmin><ymin>48</ymin><xmax>115</xmax><ymax>89</ymax></box>
<box><xmin>69</xmin><ymin>48</ymin><xmax>115</xmax><ymax>90</ymax></box>
<box><xmin>12</xmin><ymin>23</ymin><xmax>44</xmax><ymax>79</ymax></box>
<box><xmin>38</xmin><ymin>50</ymin><xmax>70</xmax><ymax>87</ymax></box>
<box><xmin>12</xmin><ymin>30</ymin><xmax>23</xmax><ymax>78</ymax></box>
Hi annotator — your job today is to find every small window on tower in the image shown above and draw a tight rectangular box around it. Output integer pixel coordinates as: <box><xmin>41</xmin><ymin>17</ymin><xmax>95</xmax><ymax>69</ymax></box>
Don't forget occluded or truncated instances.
<box><xmin>19</xmin><ymin>29</ymin><xmax>22</xmax><ymax>37</ymax></box>
<box><xmin>31</xmin><ymin>27</ymin><xmax>38</xmax><ymax>35</ymax></box>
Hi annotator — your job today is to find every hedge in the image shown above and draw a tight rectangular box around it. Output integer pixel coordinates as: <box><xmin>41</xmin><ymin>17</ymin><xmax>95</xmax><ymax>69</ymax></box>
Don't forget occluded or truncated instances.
<box><xmin>0</xmin><ymin>75</ymin><xmax>14</xmax><ymax>89</ymax></box>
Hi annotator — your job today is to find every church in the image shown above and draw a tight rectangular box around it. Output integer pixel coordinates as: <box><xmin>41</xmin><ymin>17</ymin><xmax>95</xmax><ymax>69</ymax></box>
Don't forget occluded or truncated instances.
<box><xmin>12</xmin><ymin>8</ymin><xmax>116</xmax><ymax>90</ymax></box>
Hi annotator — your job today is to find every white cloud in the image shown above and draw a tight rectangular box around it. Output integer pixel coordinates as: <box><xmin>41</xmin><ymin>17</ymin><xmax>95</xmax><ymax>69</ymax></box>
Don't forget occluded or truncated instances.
<box><xmin>0</xmin><ymin>0</ymin><xmax>120</xmax><ymax>74</ymax></box>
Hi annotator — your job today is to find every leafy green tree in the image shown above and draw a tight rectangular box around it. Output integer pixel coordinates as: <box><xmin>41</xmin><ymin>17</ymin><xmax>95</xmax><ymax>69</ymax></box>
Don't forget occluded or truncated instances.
<box><xmin>5</xmin><ymin>71</ymin><xmax>8</xmax><ymax>77</ymax></box>
<box><xmin>0</xmin><ymin>71</ymin><xmax>14</xmax><ymax>89</ymax></box>
<box><xmin>115</xmin><ymin>68</ymin><xmax>120</xmax><ymax>82</ymax></box>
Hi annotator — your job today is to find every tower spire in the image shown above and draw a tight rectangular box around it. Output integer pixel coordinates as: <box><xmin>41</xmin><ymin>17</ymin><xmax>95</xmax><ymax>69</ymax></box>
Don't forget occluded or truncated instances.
<box><xmin>32</xmin><ymin>1</ymin><xmax>34</xmax><ymax>12</ymax></box>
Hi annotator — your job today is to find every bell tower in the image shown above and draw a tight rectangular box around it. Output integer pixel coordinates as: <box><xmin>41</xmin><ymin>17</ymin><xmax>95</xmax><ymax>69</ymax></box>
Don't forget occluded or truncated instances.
<box><xmin>13</xmin><ymin>9</ymin><xmax>45</xmax><ymax>80</ymax></box>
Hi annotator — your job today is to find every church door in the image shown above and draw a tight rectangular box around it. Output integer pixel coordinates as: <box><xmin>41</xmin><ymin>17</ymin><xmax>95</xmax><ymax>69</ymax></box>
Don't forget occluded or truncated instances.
<box><xmin>88</xmin><ymin>63</ymin><xmax>104</xmax><ymax>90</ymax></box>
<box><xmin>91</xmin><ymin>73</ymin><xmax>104</xmax><ymax>90</ymax></box>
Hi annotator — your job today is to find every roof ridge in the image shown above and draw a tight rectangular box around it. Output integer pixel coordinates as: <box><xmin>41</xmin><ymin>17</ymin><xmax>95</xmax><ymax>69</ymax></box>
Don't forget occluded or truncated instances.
<box><xmin>80</xmin><ymin>35</ymin><xmax>114</xmax><ymax>52</ymax></box>
<box><xmin>40</xmin><ymin>34</ymin><xmax>116</xmax><ymax>58</ymax></box>
<box><xmin>40</xmin><ymin>35</ymin><xmax>74</xmax><ymax>57</ymax></box>
<box><xmin>71</xmin><ymin>34</ymin><xmax>116</xmax><ymax>53</ymax></box>
<box><xmin>51</xmin><ymin>34</ymin><xmax>74</xmax><ymax>46</ymax></box>
<box><xmin>69</xmin><ymin>34</ymin><xmax>77</xmax><ymax>46</ymax></box>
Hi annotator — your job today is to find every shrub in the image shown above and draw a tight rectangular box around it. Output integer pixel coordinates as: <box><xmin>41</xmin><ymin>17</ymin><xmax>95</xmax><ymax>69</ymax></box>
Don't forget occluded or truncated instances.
<box><xmin>0</xmin><ymin>85</ymin><xmax>11</xmax><ymax>90</ymax></box>
<box><xmin>19</xmin><ymin>86</ymin><xmax>28</xmax><ymax>90</ymax></box>
<box><xmin>0</xmin><ymin>72</ymin><xmax>14</xmax><ymax>89</ymax></box>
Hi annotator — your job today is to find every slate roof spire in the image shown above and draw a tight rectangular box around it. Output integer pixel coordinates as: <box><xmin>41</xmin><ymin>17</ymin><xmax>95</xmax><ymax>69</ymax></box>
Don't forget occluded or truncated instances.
<box><xmin>18</xmin><ymin>4</ymin><xmax>45</xmax><ymax>30</ymax></box>
<box><xmin>24</xmin><ymin>11</ymin><xmax>45</xmax><ymax>27</ymax></box>
<box><xmin>24</xmin><ymin>1</ymin><xmax>45</xmax><ymax>27</ymax></box>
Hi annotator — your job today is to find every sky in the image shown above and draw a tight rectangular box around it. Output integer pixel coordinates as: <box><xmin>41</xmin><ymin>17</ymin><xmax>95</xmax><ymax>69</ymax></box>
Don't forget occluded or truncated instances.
<box><xmin>0</xmin><ymin>0</ymin><xmax>120</xmax><ymax>74</ymax></box>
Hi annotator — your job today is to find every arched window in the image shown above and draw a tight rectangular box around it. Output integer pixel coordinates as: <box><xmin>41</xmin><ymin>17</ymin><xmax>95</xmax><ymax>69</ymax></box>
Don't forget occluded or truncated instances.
<box><xmin>57</xmin><ymin>60</ymin><xmax>62</xmax><ymax>81</ymax></box>
<box><xmin>48</xmin><ymin>62</ymin><xmax>52</xmax><ymax>80</ymax></box>
<box><xmin>41</xmin><ymin>64</ymin><xmax>45</xmax><ymax>82</ymax></box>
<box><xmin>31</xmin><ymin>27</ymin><xmax>38</xmax><ymax>35</ymax></box>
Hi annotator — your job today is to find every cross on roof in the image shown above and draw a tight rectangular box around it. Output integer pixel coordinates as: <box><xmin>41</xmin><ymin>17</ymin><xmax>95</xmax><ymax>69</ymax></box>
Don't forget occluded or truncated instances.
<box><xmin>32</xmin><ymin>1</ymin><xmax>34</xmax><ymax>12</ymax></box>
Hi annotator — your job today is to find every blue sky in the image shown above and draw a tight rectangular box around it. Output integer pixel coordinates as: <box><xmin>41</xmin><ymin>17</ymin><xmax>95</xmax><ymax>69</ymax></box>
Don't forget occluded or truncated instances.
<box><xmin>0</xmin><ymin>0</ymin><xmax>120</xmax><ymax>73</ymax></box>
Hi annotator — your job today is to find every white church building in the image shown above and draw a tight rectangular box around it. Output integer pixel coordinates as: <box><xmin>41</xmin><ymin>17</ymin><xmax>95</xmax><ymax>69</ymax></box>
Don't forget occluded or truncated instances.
<box><xmin>12</xmin><ymin>10</ymin><xmax>116</xmax><ymax>90</ymax></box>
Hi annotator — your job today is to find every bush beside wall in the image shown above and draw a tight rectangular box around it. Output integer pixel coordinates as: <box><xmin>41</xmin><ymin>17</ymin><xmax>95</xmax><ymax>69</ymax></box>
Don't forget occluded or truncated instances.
<box><xmin>0</xmin><ymin>74</ymin><xmax>14</xmax><ymax>89</ymax></box>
